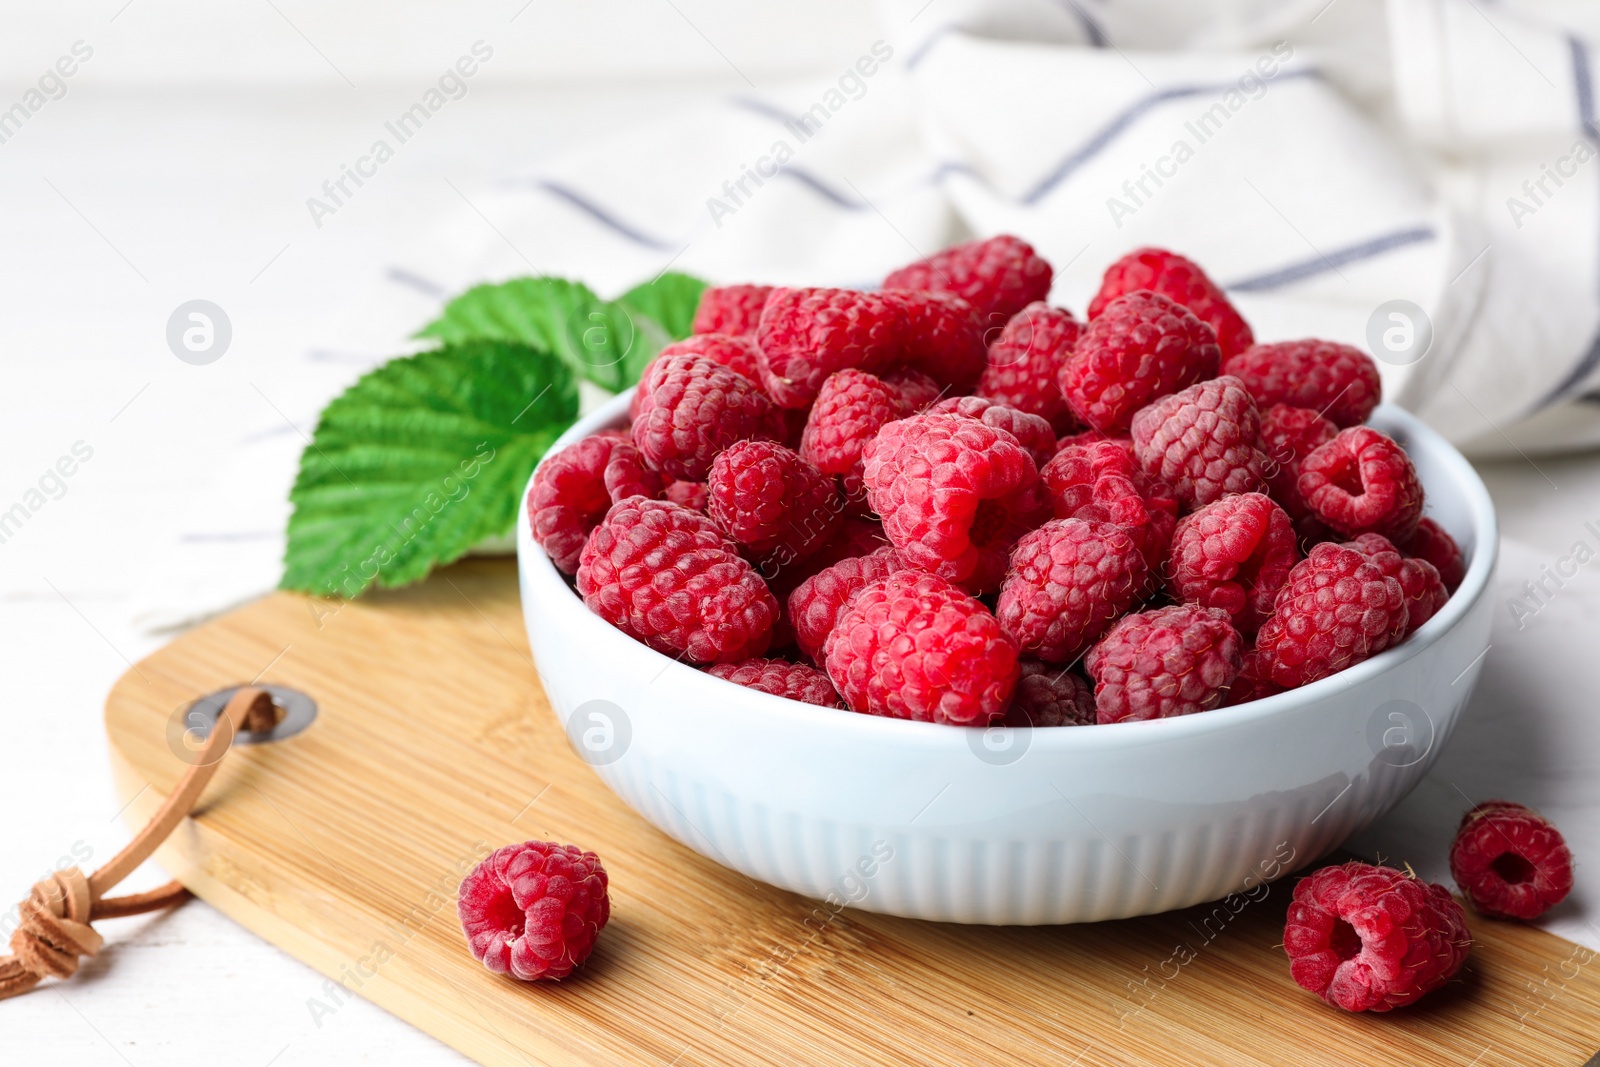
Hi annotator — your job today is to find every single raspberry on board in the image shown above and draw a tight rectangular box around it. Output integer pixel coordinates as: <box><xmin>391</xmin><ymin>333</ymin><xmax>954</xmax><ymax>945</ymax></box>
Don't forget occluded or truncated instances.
<box><xmin>1003</xmin><ymin>660</ymin><xmax>1096</xmax><ymax>727</ymax></box>
<box><xmin>1449</xmin><ymin>800</ymin><xmax>1574</xmax><ymax>920</ymax></box>
<box><xmin>786</xmin><ymin>546</ymin><xmax>908</xmax><ymax>662</ymax></box>
<box><xmin>1398</xmin><ymin>517</ymin><xmax>1465</xmax><ymax>593</ymax></box>
<box><xmin>1088</xmin><ymin>248</ymin><xmax>1254</xmax><ymax>359</ymax></box>
<box><xmin>881</xmin><ymin>367</ymin><xmax>944</xmax><ymax>413</ymax></box>
<box><xmin>996</xmin><ymin>518</ymin><xmax>1150</xmax><ymax>664</ymax></box>
<box><xmin>631</xmin><ymin>353</ymin><xmax>783</xmax><ymax>481</ymax></box>
<box><xmin>663</xmin><ymin>479</ymin><xmax>708</xmax><ymax>511</ymax></box>
<box><xmin>1223</xmin><ymin>340</ymin><xmax>1382</xmax><ymax>428</ymax></box>
<box><xmin>824</xmin><ymin>570</ymin><xmax>1019</xmax><ymax>725</ymax></box>
<box><xmin>976</xmin><ymin>302</ymin><xmax>1082</xmax><ymax>432</ymax></box>
<box><xmin>800</xmin><ymin>369</ymin><xmax>905</xmax><ymax>496</ymax></box>
<box><xmin>862</xmin><ymin>412</ymin><xmax>1050</xmax><ymax>594</ymax></box>
<box><xmin>707</xmin><ymin>440</ymin><xmax>841</xmax><ymax>566</ymax></box>
<box><xmin>1224</xmin><ymin>647</ymin><xmax>1283</xmax><ymax>706</ymax></box>
<box><xmin>1283</xmin><ymin>861</ymin><xmax>1470</xmax><ymax>1012</ymax></box>
<box><xmin>1167</xmin><ymin>493</ymin><xmax>1298</xmax><ymax>639</ymax></box>
<box><xmin>1060</xmin><ymin>290</ymin><xmax>1221</xmax><ymax>435</ymax></box>
<box><xmin>1039</xmin><ymin>440</ymin><xmax>1178</xmax><ymax>572</ymax></box>
<box><xmin>885</xmin><ymin>289</ymin><xmax>987</xmax><ymax>390</ymax></box>
<box><xmin>692</xmin><ymin>283</ymin><xmax>774</xmax><ymax>337</ymax></box>
<box><xmin>1259</xmin><ymin>403</ymin><xmax>1338</xmax><ymax>520</ymax></box>
<box><xmin>1130</xmin><ymin>375</ymin><xmax>1267</xmax><ymax>509</ymax></box>
<box><xmin>1343</xmin><ymin>532</ymin><xmax>1448</xmax><ymax>636</ymax></box>
<box><xmin>756</xmin><ymin>287</ymin><xmax>903</xmax><ymax>408</ymax></box>
<box><xmin>577</xmin><ymin>498</ymin><xmax>778</xmax><ymax>663</ymax></box>
<box><xmin>1252</xmin><ymin>542</ymin><xmax>1407</xmax><ymax>689</ymax></box>
<box><xmin>1298</xmin><ymin>426</ymin><xmax>1424</xmax><ymax>541</ymax></box>
<box><xmin>706</xmin><ymin>658</ymin><xmax>843</xmax><ymax>708</ymax></box>
<box><xmin>882</xmin><ymin>234</ymin><xmax>1053</xmax><ymax>325</ymax></box>
<box><xmin>458</xmin><ymin>841</ymin><xmax>610</xmax><ymax>982</ymax></box>
<box><xmin>1085</xmin><ymin>604</ymin><xmax>1242</xmax><ymax>723</ymax></box>
<box><xmin>929</xmin><ymin>395</ymin><xmax>1058</xmax><ymax>466</ymax></box>
<box><xmin>528</xmin><ymin>433</ymin><xmax>663</xmax><ymax>574</ymax></box>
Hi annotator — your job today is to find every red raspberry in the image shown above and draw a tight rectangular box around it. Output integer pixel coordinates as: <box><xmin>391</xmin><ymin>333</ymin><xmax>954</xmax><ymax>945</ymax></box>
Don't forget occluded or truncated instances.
<box><xmin>577</xmin><ymin>498</ymin><xmax>778</xmax><ymax>663</ymax></box>
<box><xmin>457</xmin><ymin>841</ymin><xmax>610</xmax><ymax>982</ymax></box>
<box><xmin>1449</xmin><ymin>800</ymin><xmax>1574</xmax><ymax>920</ymax></box>
<box><xmin>1398</xmin><ymin>517</ymin><xmax>1465</xmax><ymax>593</ymax></box>
<box><xmin>1259</xmin><ymin>403</ymin><xmax>1338</xmax><ymax>520</ymax></box>
<box><xmin>1298</xmin><ymin>426</ymin><xmax>1424</xmax><ymax>541</ymax></box>
<box><xmin>629</xmin><ymin>334</ymin><xmax>763</xmax><ymax>422</ymax></box>
<box><xmin>1343</xmin><ymin>533</ymin><xmax>1448</xmax><ymax>636</ymax></box>
<box><xmin>631</xmin><ymin>353</ymin><xmax>783</xmax><ymax>481</ymax></box>
<box><xmin>1039</xmin><ymin>440</ymin><xmax>1178</xmax><ymax>572</ymax></box>
<box><xmin>528</xmin><ymin>433</ymin><xmax>663</xmax><ymax>574</ymax></box>
<box><xmin>800</xmin><ymin>369</ymin><xmax>904</xmax><ymax>497</ymax></box>
<box><xmin>1055</xmin><ymin>429</ymin><xmax>1131</xmax><ymax>453</ymax></box>
<box><xmin>862</xmin><ymin>412</ymin><xmax>1051</xmax><ymax>594</ymax></box>
<box><xmin>1167</xmin><ymin>493</ymin><xmax>1298</xmax><ymax>639</ymax></box>
<box><xmin>884</xmin><ymin>289</ymin><xmax>987</xmax><ymax>390</ymax></box>
<box><xmin>663</xmin><ymin>479</ymin><xmax>707</xmax><ymax>511</ymax></box>
<box><xmin>1223</xmin><ymin>340</ymin><xmax>1382</xmax><ymax>428</ymax></box>
<box><xmin>882</xmin><ymin>234</ymin><xmax>1053</xmax><ymax>326</ymax></box>
<box><xmin>706</xmin><ymin>658</ymin><xmax>843</xmax><ymax>708</ymax></box>
<box><xmin>755</xmin><ymin>288</ymin><xmax>903</xmax><ymax>408</ymax></box>
<box><xmin>1003</xmin><ymin>661</ymin><xmax>1095</xmax><ymax>727</ymax></box>
<box><xmin>928</xmin><ymin>395</ymin><xmax>1058</xmax><ymax>466</ymax></box>
<box><xmin>1088</xmin><ymin>248</ymin><xmax>1255</xmax><ymax>359</ymax></box>
<box><xmin>786</xmin><ymin>546</ymin><xmax>908</xmax><ymax>662</ymax></box>
<box><xmin>1224</xmin><ymin>647</ymin><xmax>1283</xmax><ymax>706</ymax></box>
<box><xmin>1085</xmin><ymin>605</ymin><xmax>1241</xmax><ymax>723</ymax></box>
<box><xmin>977</xmin><ymin>302</ymin><xmax>1082</xmax><ymax>432</ymax></box>
<box><xmin>692</xmin><ymin>283</ymin><xmax>774</xmax><ymax>337</ymax></box>
<box><xmin>1060</xmin><ymin>290</ymin><xmax>1221</xmax><ymax>435</ymax></box>
<box><xmin>996</xmin><ymin>518</ymin><xmax>1150</xmax><ymax>664</ymax></box>
<box><xmin>707</xmin><ymin>440</ymin><xmax>841</xmax><ymax>568</ymax></box>
<box><xmin>1283</xmin><ymin>861</ymin><xmax>1470</xmax><ymax>1012</ymax></box>
<box><xmin>1130</xmin><ymin>375</ymin><xmax>1267</xmax><ymax>509</ymax></box>
<box><xmin>824</xmin><ymin>570</ymin><xmax>1019</xmax><ymax>725</ymax></box>
<box><xmin>1253</xmin><ymin>542</ymin><xmax>1407</xmax><ymax>689</ymax></box>
<box><xmin>881</xmin><ymin>367</ymin><xmax>944</xmax><ymax>413</ymax></box>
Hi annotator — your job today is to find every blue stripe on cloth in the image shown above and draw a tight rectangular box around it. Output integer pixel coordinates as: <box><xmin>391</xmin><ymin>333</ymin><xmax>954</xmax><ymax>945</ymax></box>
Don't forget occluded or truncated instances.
<box><xmin>534</xmin><ymin>181</ymin><xmax>678</xmax><ymax>251</ymax></box>
<box><xmin>906</xmin><ymin>25</ymin><xmax>959</xmax><ymax>71</ymax></box>
<box><xmin>1054</xmin><ymin>0</ymin><xmax>1108</xmax><ymax>47</ymax></box>
<box><xmin>775</xmin><ymin>167</ymin><xmax>868</xmax><ymax>210</ymax></box>
<box><xmin>727</xmin><ymin>96</ymin><xmax>797</xmax><ymax>126</ymax></box>
<box><xmin>1224</xmin><ymin>227</ymin><xmax>1436</xmax><ymax>292</ymax></box>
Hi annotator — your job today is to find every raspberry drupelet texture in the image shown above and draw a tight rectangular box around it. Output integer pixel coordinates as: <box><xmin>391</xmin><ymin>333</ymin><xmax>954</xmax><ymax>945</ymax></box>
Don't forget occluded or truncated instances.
<box><xmin>1298</xmin><ymin>426</ymin><xmax>1424</xmax><ymax>541</ymax></box>
<box><xmin>1448</xmin><ymin>800</ymin><xmax>1574</xmax><ymax>920</ymax></box>
<box><xmin>692</xmin><ymin>283</ymin><xmax>774</xmax><ymax>337</ymax></box>
<box><xmin>1253</xmin><ymin>542</ymin><xmax>1407</xmax><ymax>689</ymax></box>
<box><xmin>1258</xmin><ymin>403</ymin><xmax>1338</xmax><ymax>521</ymax></box>
<box><xmin>786</xmin><ymin>546</ymin><xmax>908</xmax><ymax>662</ymax></box>
<box><xmin>707</xmin><ymin>440</ymin><xmax>841</xmax><ymax>567</ymax></box>
<box><xmin>885</xmin><ymin>289</ymin><xmax>987</xmax><ymax>390</ymax></box>
<box><xmin>1088</xmin><ymin>248</ymin><xmax>1255</xmax><ymax>359</ymax></box>
<box><xmin>1167</xmin><ymin>493</ymin><xmax>1299</xmax><ymax>639</ymax></box>
<box><xmin>663</xmin><ymin>479</ymin><xmax>708</xmax><ymax>511</ymax></box>
<box><xmin>528</xmin><ymin>433</ymin><xmax>663</xmax><ymax>574</ymax></box>
<box><xmin>1283</xmin><ymin>861</ymin><xmax>1470</xmax><ymax>1012</ymax></box>
<box><xmin>706</xmin><ymin>658</ymin><xmax>844</xmax><ymax>708</ymax></box>
<box><xmin>1398</xmin><ymin>516</ymin><xmax>1466</xmax><ymax>592</ymax></box>
<box><xmin>862</xmin><ymin>412</ymin><xmax>1051</xmax><ymax>594</ymax></box>
<box><xmin>1003</xmin><ymin>661</ymin><xmax>1096</xmax><ymax>727</ymax></box>
<box><xmin>824</xmin><ymin>570</ymin><xmax>1020</xmax><ymax>725</ymax></box>
<box><xmin>881</xmin><ymin>367</ymin><xmax>944</xmax><ymax>413</ymax></box>
<box><xmin>629</xmin><ymin>333</ymin><xmax>764</xmax><ymax>423</ymax></box>
<box><xmin>1130</xmin><ymin>375</ymin><xmax>1267</xmax><ymax>509</ymax></box>
<box><xmin>1085</xmin><ymin>604</ymin><xmax>1242</xmax><ymax>723</ymax></box>
<box><xmin>1040</xmin><ymin>440</ymin><xmax>1178</xmax><ymax>572</ymax></box>
<box><xmin>632</xmin><ymin>353</ymin><xmax>784</xmax><ymax>481</ymax></box>
<box><xmin>1223</xmin><ymin>340</ymin><xmax>1382</xmax><ymax>428</ymax></box>
<box><xmin>756</xmin><ymin>287</ymin><xmax>903</xmax><ymax>408</ymax></box>
<box><xmin>996</xmin><ymin>518</ymin><xmax>1150</xmax><ymax>664</ymax></box>
<box><xmin>800</xmin><ymin>369</ymin><xmax>905</xmax><ymax>497</ymax></box>
<box><xmin>1060</xmin><ymin>290</ymin><xmax>1221</xmax><ymax>435</ymax></box>
<box><xmin>976</xmin><ymin>302</ymin><xmax>1082</xmax><ymax>431</ymax></box>
<box><xmin>929</xmin><ymin>395</ymin><xmax>1059</xmax><ymax>466</ymax></box>
<box><xmin>1343</xmin><ymin>532</ymin><xmax>1448</xmax><ymax>636</ymax></box>
<box><xmin>882</xmin><ymin>234</ymin><xmax>1053</xmax><ymax>326</ymax></box>
<box><xmin>457</xmin><ymin>841</ymin><xmax>610</xmax><ymax>982</ymax></box>
<box><xmin>1224</xmin><ymin>647</ymin><xmax>1283</xmax><ymax>706</ymax></box>
<box><xmin>577</xmin><ymin>498</ymin><xmax>778</xmax><ymax>663</ymax></box>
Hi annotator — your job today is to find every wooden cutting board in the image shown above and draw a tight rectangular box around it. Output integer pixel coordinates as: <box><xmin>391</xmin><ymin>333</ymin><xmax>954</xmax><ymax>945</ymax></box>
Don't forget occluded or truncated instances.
<box><xmin>103</xmin><ymin>558</ymin><xmax>1600</xmax><ymax>1066</ymax></box>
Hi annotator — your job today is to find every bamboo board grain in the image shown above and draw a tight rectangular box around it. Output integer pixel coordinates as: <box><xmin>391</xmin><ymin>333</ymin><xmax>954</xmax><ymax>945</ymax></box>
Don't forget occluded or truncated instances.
<box><xmin>104</xmin><ymin>558</ymin><xmax>1600</xmax><ymax>1067</ymax></box>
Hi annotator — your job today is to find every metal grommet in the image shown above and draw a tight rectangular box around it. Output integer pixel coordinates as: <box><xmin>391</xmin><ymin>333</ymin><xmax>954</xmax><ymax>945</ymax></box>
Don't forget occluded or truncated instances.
<box><xmin>182</xmin><ymin>685</ymin><xmax>318</xmax><ymax>745</ymax></box>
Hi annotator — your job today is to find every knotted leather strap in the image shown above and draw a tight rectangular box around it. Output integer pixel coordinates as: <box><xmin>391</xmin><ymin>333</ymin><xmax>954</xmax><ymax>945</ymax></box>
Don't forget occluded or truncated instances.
<box><xmin>0</xmin><ymin>687</ymin><xmax>272</xmax><ymax>1000</ymax></box>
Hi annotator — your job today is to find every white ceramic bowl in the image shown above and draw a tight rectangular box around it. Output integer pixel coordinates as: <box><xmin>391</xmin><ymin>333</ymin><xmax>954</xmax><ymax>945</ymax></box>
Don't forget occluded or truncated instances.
<box><xmin>517</xmin><ymin>393</ymin><xmax>1497</xmax><ymax>924</ymax></box>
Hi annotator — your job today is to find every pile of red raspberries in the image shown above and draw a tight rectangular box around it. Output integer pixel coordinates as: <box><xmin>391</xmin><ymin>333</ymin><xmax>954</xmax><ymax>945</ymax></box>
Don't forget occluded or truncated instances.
<box><xmin>529</xmin><ymin>237</ymin><xmax>1467</xmax><ymax>728</ymax></box>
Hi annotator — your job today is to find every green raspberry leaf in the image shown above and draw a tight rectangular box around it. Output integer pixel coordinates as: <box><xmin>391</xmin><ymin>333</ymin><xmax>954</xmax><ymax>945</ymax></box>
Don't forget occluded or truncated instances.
<box><xmin>616</xmin><ymin>271</ymin><xmax>708</xmax><ymax>342</ymax></box>
<box><xmin>281</xmin><ymin>339</ymin><xmax>577</xmax><ymax>597</ymax></box>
